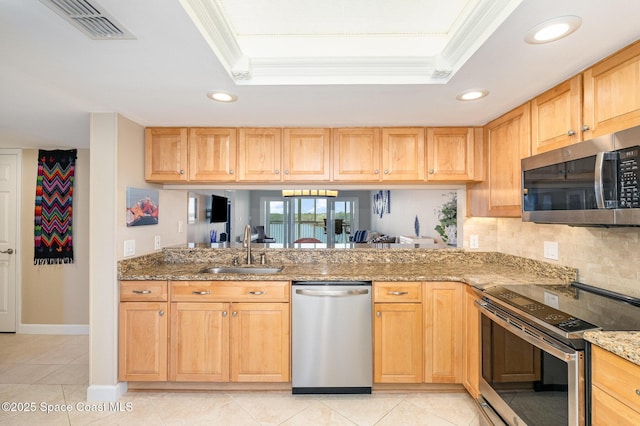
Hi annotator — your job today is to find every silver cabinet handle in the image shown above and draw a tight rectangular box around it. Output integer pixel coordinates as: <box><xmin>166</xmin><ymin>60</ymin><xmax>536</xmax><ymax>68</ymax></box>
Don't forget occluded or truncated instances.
<box><xmin>284</xmin><ymin>170</ymin><xmax>289</xmax><ymax>175</ymax></box>
<box><xmin>582</xmin><ymin>124</ymin><xmax>591</xmax><ymax>131</ymax></box>
<box><xmin>0</xmin><ymin>248</ymin><xmax>14</xmax><ymax>255</ymax></box>
<box><xmin>376</xmin><ymin>311</ymin><xmax>381</xmax><ymax>317</ymax></box>
<box><xmin>249</xmin><ymin>291</ymin><xmax>265</xmax><ymax>295</ymax></box>
<box><xmin>275</xmin><ymin>169</ymin><xmax>280</xmax><ymax>174</ymax></box>
<box><xmin>635</xmin><ymin>389</ymin><xmax>640</xmax><ymax>396</ymax></box>
<box><xmin>192</xmin><ymin>291</ymin><xmax>211</xmax><ymax>295</ymax></box>
<box><xmin>229</xmin><ymin>169</ymin><xmax>234</xmax><ymax>175</ymax></box>
<box><xmin>232</xmin><ymin>311</ymin><xmax>237</xmax><ymax>317</ymax></box>
<box><xmin>374</xmin><ymin>169</ymin><xmax>379</xmax><ymax>174</ymax></box>
<box><xmin>429</xmin><ymin>169</ymin><xmax>435</xmax><ymax>174</ymax></box>
<box><xmin>567</xmin><ymin>129</ymin><xmax>576</xmax><ymax>136</ymax></box>
<box><xmin>159</xmin><ymin>310</ymin><xmax>165</xmax><ymax>316</ymax></box>
<box><xmin>388</xmin><ymin>291</ymin><xmax>409</xmax><ymax>296</ymax></box>
<box><xmin>179</xmin><ymin>169</ymin><xmax>184</xmax><ymax>174</ymax></box>
<box><xmin>222</xmin><ymin>311</ymin><xmax>228</xmax><ymax>317</ymax></box>
<box><xmin>384</xmin><ymin>169</ymin><xmax>389</xmax><ymax>174</ymax></box>
<box><xmin>132</xmin><ymin>290</ymin><xmax>152</xmax><ymax>294</ymax></box>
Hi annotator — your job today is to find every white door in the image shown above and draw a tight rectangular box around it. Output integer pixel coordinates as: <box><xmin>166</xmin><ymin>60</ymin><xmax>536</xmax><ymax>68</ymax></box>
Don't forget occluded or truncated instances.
<box><xmin>0</xmin><ymin>153</ymin><xmax>18</xmax><ymax>332</ymax></box>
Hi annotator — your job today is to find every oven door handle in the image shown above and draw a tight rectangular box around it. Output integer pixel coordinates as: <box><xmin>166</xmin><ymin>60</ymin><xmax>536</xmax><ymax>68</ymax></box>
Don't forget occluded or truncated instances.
<box><xmin>475</xmin><ymin>299</ymin><xmax>578</xmax><ymax>360</ymax></box>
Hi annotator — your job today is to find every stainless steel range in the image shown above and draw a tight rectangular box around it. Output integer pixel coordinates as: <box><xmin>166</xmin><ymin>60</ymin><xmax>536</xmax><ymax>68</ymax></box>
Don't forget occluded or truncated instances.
<box><xmin>474</xmin><ymin>282</ymin><xmax>640</xmax><ymax>426</ymax></box>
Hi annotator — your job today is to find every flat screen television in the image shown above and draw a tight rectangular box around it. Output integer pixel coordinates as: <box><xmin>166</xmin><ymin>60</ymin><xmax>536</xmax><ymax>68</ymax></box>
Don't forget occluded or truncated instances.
<box><xmin>210</xmin><ymin>195</ymin><xmax>228</xmax><ymax>223</ymax></box>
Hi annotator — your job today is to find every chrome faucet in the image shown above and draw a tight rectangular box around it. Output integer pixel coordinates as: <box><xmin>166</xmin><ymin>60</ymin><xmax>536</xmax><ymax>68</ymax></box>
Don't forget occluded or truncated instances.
<box><xmin>243</xmin><ymin>224</ymin><xmax>252</xmax><ymax>264</ymax></box>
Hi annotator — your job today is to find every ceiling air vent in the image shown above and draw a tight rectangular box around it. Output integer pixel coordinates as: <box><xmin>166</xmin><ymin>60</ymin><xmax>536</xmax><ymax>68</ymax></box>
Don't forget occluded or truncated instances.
<box><xmin>39</xmin><ymin>0</ymin><xmax>135</xmax><ymax>40</ymax></box>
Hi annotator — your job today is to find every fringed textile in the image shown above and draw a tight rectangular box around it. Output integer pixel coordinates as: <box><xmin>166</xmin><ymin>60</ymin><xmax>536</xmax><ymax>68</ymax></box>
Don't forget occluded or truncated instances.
<box><xmin>34</xmin><ymin>149</ymin><xmax>77</xmax><ymax>265</ymax></box>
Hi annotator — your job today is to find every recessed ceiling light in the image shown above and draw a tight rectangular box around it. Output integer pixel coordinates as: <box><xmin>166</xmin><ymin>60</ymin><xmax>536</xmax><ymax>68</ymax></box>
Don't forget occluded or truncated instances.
<box><xmin>456</xmin><ymin>89</ymin><xmax>489</xmax><ymax>101</ymax></box>
<box><xmin>525</xmin><ymin>16</ymin><xmax>581</xmax><ymax>44</ymax></box>
<box><xmin>207</xmin><ymin>91</ymin><xmax>237</xmax><ymax>102</ymax></box>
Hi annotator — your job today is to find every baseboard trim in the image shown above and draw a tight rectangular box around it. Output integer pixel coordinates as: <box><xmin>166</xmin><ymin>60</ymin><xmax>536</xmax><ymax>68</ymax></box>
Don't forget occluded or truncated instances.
<box><xmin>87</xmin><ymin>382</ymin><xmax>128</xmax><ymax>402</ymax></box>
<box><xmin>18</xmin><ymin>324</ymin><xmax>89</xmax><ymax>335</ymax></box>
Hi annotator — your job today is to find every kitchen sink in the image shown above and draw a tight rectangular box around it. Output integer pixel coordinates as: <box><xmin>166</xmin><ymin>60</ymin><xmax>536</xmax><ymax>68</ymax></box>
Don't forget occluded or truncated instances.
<box><xmin>199</xmin><ymin>266</ymin><xmax>283</xmax><ymax>274</ymax></box>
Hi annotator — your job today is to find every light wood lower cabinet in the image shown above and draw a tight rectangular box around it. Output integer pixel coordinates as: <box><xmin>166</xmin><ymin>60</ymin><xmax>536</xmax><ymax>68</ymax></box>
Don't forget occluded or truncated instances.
<box><xmin>169</xmin><ymin>281</ymin><xmax>290</xmax><ymax>383</ymax></box>
<box><xmin>374</xmin><ymin>282</ymin><xmax>424</xmax><ymax>383</ymax></box>
<box><xmin>463</xmin><ymin>285</ymin><xmax>480</xmax><ymax>397</ymax></box>
<box><xmin>591</xmin><ymin>345</ymin><xmax>640</xmax><ymax>425</ymax></box>
<box><xmin>424</xmin><ymin>282</ymin><xmax>464</xmax><ymax>383</ymax></box>
<box><xmin>118</xmin><ymin>281</ymin><xmax>168</xmax><ymax>381</ymax></box>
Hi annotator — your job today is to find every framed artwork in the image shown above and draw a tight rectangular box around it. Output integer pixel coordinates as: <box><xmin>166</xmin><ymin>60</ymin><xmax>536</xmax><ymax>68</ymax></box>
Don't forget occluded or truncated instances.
<box><xmin>126</xmin><ymin>187</ymin><xmax>159</xmax><ymax>226</ymax></box>
<box><xmin>373</xmin><ymin>190</ymin><xmax>391</xmax><ymax>218</ymax></box>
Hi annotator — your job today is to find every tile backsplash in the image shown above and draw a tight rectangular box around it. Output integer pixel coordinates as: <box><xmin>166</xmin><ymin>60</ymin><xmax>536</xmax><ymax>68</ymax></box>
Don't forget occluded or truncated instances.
<box><xmin>463</xmin><ymin>217</ymin><xmax>640</xmax><ymax>298</ymax></box>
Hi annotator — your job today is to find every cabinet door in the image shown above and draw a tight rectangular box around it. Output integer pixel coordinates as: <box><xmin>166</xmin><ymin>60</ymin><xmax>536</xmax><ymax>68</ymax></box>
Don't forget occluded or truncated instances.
<box><xmin>188</xmin><ymin>128</ymin><xmax>237</xmax><ymax>181</ymax></box>
<box><xmin>332</xmin><ymin>128</ymin><xmax>381</xmax><ymax>181</ymax></box>
<box><xmin>381</xmin><ymin>128</ymin><xmax>425</xmax><ymax>181</ymax></box>
<box><xmin>283</xmin><ymin>128</ymin><xmax>331</xmax><ymax>181</ymax></box>
<box><xmin>424</xmin><ymin>282</ymin><xmax>463</xmax><ymax>383</ymax></box>
<box><xmin>469</xmin><ymin>103</ymin><xmax>531</xmax><ymax>217</ymax></box>
<box><xmin>238</xmin><ymin>128</ymin><xmax>283</xmax><ymax>181</ymax></box>
<box><xmin>531</xmin><ymin>76</ymin><xmax>583</xmax><ymax>154</ymax></box>
<box><xmin>374</xmin><ymin>303</ymin><xmax>423</xmax><ymax>383</ymax></box>
<box><xmin>230</xmin><ymin>302</ymin><xmax>290</xmax><ymax>382</ymax></box>
<box><xmin>463</xmin><ymin>286</ymin><xmax>480</xmax><ymax>398</ymax></box>
<box><xmin>583</xmin><ymin>41</ymin><xmax>640</xmax><ymax>138</ymax></box>
<box><xmin>145</xmin><ymin>127</ymin><xmax>188</xmax><ymax>182</ymax></box>
<box><xmin>426</xmin><ymin>127</ymin><xmax>474</xmax><ymax>181</ymax></box>
<box><xmin>118</xmin><ymin>302</ymin><xmax>168</xmax><ymax>381</ymax></box>
<box><xmin>169</xmin><ymin>302</ymin><xmax>229</xmax><ymax>382</ymax></box>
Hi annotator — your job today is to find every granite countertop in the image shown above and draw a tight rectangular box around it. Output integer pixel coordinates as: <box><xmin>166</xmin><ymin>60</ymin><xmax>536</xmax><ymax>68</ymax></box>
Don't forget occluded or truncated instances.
<box><xmin>584</xmin><ymin>331</ymin><xmax>640</xmax><ymax>367</ymax></box>
<box><xmin>119</xmin><ymin>247</ymin><xmax>577</xmax><ymax>289</ymax></box>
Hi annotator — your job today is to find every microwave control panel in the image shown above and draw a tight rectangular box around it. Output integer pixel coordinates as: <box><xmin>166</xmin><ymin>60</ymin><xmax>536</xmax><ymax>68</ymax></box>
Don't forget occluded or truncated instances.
<box><xmin>618</xmin><ymin>146</ymin><xmax>640</xmax><ymax>208</ymax></box>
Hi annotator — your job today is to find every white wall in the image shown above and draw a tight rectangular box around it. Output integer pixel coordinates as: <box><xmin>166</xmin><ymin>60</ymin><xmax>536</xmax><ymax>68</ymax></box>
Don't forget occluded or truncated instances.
<box><xmin>370</xmin><ymin>188</ymin><xmax>464</xmax><ymax>244</ymax></box>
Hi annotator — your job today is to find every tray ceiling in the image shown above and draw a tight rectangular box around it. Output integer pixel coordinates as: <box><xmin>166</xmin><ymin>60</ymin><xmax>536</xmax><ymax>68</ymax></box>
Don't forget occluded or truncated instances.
<box><xmin>180</xmin><ymin>0</ymin><xmax>522</xmax><ymax>84</ymax></box>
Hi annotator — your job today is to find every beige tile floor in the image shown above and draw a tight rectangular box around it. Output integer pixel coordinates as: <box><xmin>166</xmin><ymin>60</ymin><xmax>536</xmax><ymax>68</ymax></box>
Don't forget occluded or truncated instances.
<box><xmin>0</xmin><ymin>334</ymin><xmax>481</xmax><ymax>425</ymax></box>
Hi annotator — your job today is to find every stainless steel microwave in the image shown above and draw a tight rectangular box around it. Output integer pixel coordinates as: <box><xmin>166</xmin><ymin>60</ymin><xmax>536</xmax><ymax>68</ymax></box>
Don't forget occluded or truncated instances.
<box><xmin>522</xmin><ymin>125</ymin><xmax>640</xmax><ymax>226</ymax></box>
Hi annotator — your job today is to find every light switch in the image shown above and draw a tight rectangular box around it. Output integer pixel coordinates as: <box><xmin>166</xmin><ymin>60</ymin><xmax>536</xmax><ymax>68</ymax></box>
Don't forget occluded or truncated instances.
<box><xmin>469</xmin><ymin>235</ymin><xmax>479</xmax><ymax>249</ymax></box>
<box><xmin>154</xmin><ymin>235</ymin><xmax>161</xmax><ymax>250</ymax></box>
<box><xmin>124</xmin><ymin>240</ymin><xmax>135</xmax><ymax>257</ymax></box>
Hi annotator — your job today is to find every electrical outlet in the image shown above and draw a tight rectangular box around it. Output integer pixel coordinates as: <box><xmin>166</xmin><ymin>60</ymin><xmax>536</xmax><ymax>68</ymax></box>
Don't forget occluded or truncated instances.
<box><xmin>543</xmin><ymin>241</ymin><xmax>559</xmax><ymax>260</ymax></box>
<box><xmin>177</xmin><ymin>220</ymin><xmax>184</xmax><ymax>233</ymax></box>
<box><xmin>544</xmin><ymin>291</ymin><xmax>559</xmax><ymax>309</ymax></box>
<box><xmin>154</xmin><ymin>235</ymin><xmax>161</xmax><ymax>250</ymax></box>
<box><xmin>469</xmin><ymin>235</ymin><xmax>479</xmax><ymax>249</ymax></box>
<box><xmin>124</xmin><ymin>240</ymin><xmax>135</xmax><ymax>257</ymax></box>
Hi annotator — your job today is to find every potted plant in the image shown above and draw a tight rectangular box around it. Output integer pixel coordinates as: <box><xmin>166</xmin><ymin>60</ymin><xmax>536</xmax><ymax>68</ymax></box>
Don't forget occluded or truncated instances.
<box><xmin>434</xmin><ymin>192</ymin><xmax>457</xmax><ymax>245</ymax></box>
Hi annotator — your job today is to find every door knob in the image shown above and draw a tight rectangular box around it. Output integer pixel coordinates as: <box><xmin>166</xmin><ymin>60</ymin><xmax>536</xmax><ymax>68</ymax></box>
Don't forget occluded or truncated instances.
<box><xmin>0</xmin><ymin>248</ymin><xmax>13</xmax><ymax>255</ymax></box>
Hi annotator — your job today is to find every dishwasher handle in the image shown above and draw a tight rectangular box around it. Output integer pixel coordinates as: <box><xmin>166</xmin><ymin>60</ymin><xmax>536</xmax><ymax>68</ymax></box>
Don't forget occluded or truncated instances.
<box><xmin>295</xmin><ymin>288</ymin><xmax>369</xmax><ymax>297</ymax></box>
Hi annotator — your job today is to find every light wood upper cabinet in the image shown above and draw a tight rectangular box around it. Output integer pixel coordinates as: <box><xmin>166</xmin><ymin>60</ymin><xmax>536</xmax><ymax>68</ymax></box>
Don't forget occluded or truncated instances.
<box><xmin>424</xmin><ymin>282</ymin><xmax>463</xmax><ymax>383</ymax></box>
<box><xmin>283</xmin><ymin>128</ymin><xmax>331</xmax><ymax>181</ymax></box>
<box><xmin>426</xmin><ymin>127</ymin><xmax>477</xmax><ymax>181</ymax></box>
<box><xmin>119</xmin><ymin>281</ymin><xmax>168</xmax><ymax>382</ymax></box>
<box><xmin>470</xmin><ymin>103</ymin><xmax>531</xmax><ymax>217</ymax></box>
<box><xmin>374</xmin><ymin>282</ymin><xmax>423</xmax><ymax>383</ymax></box>
<box><xmin>381</xmin><ymin>128</ymin><xmax>425</xmax><ymax>181</ymax></box>
<box><xmin>333</xmin><ymin>128</ymin><xmax>381</xmax><ymax>181</ymax></box>
<box><xmin>188</xmin><ymin>128</ymin><xmax>237</xmax><ymax>181</ymax></box>
<box><xmin>145</xmin><ymin>127</ymin><xmax>189</xmax><ymax>182</ymax></box>
<box><xmin>583</xmin><ymin>40</ymin><xmax>640</xmax><ymax>139</ymax></box>
<box><xmin>531</xmin><ymin>75</ymin><xmax>583</xmax><ymax>154</ymax></box>
<box><xmin>238</xmin><ymin>128</ymin><xmax>283</xmax><ymax>181</ymax></box>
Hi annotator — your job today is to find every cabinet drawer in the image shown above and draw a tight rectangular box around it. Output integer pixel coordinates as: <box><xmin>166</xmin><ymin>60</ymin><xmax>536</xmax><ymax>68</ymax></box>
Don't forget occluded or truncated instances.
<box><xmin>120</xmin><ymin>281</ymin><xmax>168</xmax><ymax>302</ymax></box>
<box><xmin>171</xmin><ymin>281</ymin><xmax>290</xmax><ymax>302</ymax></box>
<box><xmin>592</xmin><ymin>345</ymin><xmax>640</xmax><ymax>413</ymax></box>
<box><xmin>374</xmin><ymin>282</ymin><xmax>422</xmax><ymax>302</ymax></box>
<box><xmin>592</xmin><ymin>385</ymin><xmax>640</xmax><ymax>425</ymax></box>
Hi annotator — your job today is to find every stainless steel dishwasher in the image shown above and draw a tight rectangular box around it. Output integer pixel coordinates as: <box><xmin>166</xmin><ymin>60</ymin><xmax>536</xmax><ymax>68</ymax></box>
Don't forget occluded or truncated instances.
<box><xmin>292</xmin><ymin>281</ymin><xmax>372</xmax><ymax>394</ymax></box>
